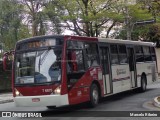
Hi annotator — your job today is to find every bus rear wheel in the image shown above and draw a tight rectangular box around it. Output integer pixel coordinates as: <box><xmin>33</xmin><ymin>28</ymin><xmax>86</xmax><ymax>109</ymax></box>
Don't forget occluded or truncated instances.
<box><xmin>140</xmin><ymin>75</ymin><xmax>147</xmax><ymax>92</ymax></box>
<box><xmin>89</xmin><ymin>84</ymin><xmax>99</xmax><ymax>107</ymax></box>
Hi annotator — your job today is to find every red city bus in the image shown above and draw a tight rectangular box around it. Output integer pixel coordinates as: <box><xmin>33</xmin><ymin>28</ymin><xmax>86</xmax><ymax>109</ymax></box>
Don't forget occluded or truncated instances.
<box><xmin>13</xmin><ymin>35</ymin><xmax>158</xmax><ymax>108</ymax></box>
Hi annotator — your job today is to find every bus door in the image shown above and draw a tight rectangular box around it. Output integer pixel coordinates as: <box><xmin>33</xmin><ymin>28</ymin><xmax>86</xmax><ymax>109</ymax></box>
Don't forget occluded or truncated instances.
<box><xmin>100</xmin><ymin>46</ymin><xmax>112</xmax><ymax>94</ymax></box>
<box><xmin>127</xmin><ymin>47</ymin><xmax>137</xmax><ymax>88</ymax></box>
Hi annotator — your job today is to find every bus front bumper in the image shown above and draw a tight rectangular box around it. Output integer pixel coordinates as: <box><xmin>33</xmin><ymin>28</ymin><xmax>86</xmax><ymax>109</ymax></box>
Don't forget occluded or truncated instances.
<box><xmin>14</xmin><ymin>94</ymin><xmax>69</xmax><ymax>107</ymax></box>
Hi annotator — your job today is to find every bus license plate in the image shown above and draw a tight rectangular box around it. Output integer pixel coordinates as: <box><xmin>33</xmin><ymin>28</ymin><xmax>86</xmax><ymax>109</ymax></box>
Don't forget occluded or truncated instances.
<box><xmin>32</xmin><ymin>98</ymin><xmax>40</xmax><ymax>102</ymax></box>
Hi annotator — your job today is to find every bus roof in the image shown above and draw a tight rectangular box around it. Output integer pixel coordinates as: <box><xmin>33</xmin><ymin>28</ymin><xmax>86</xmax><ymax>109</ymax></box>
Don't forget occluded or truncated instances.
<box><xmin>17</xmin><ymin>35</ymin><xmax>155</xmax><ymax>47</ymax></box>
<box><xmin>98</xmin><ymin>38</ymin><xmax>155</xmax><ymax>47</ymax></box>
<box><xmin>16</xmin><ymin>35</ymin><xmax>97</xmax><ymax>44</ymax></box>
<box><xmin>17</xmin><ymin>35</ymin><xmax>64</xmax><ymax>44</ymax></box>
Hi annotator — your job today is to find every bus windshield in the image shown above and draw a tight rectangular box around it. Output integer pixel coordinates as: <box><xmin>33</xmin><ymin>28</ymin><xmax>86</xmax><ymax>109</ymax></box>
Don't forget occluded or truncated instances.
<box><xmin>15</xmin><ymin>49</ymin><xmax>62</xmax><ymax>84</ymax></box>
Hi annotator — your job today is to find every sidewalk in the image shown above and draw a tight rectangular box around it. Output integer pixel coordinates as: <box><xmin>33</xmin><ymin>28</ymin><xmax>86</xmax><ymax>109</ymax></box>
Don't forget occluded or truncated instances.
<box><xmin>0</xmin><ymin>92</ymin><xmax>13</xmax><ymax>104</ymax></box>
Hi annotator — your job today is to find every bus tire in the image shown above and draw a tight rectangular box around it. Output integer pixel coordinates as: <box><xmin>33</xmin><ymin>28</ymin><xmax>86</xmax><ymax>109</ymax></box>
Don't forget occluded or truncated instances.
<box><xmin>89</xmin><ymin>84</ymin><xmax>99</xmax><ymax>107</ymax></box>
<box><xmin>140</xmin><ymin>75</ymin><xmax>147</xmax><ymax>92</ymax></box>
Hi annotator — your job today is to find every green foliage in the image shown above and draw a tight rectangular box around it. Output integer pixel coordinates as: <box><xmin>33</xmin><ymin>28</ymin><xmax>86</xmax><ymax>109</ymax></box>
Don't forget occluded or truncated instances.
<box><xmin>0</xmin><ymin>0</ymin><xmax>159</xmax><ymax>51</ymax></box>
<box><xmin>17</xmin><ymin>25</ymin><xmax>31</xmax><ymax>41</ymax></box>
<box><xmin>132</xmin><ymin>0</ymin><xmax>160</xmax><ymax>43</ymax></box>
<box><xmin>147</xmin><ymin>23</ymin><xmax>160</xmax><ymax>42</ymax></box>
<box><xmin>116</xmin><ymin>29</ymin><xmax>127</xmax><ymax>40</ymax></box>
<box><xmin>128</xmin><ymin>4</ymin><xmax>152</xmax><ymax>22</ymax></box>
<box><xmin>132</xmin><ymin>25</ymin><xmax>150</xmax><ymax>40</ymax></box>
<box><xmin>43</xmin><ymin>0</ymin><xmax>64</xmax><ymax>34</ymax></box>
<box><xmin>44</xmin><ymin>0</ymin><xmax>127</xmax><ymax>37</ymax></box>
<box><xmin>0</xmin><ymin>0</ymin><xmax>31</xmax><ymax>50</ymax></box>
<box><xmin>117</xmin><ymin>2</ymin><xmax>154</xmax><ymax>40</ymax></box>
<box><xmin>117</xmin><ymin>24</ymin><xmax>151</xmax><ymax>41</ymax></box>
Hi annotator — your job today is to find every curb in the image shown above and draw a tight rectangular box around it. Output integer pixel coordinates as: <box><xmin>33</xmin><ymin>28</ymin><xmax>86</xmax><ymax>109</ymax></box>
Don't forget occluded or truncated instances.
<box><xmin>153</xmin><ymin>96</ymin><xmax>160</xmax><ymax>108</ymax></box>
<box><xmin>143</xmin><ymin>101</ymin><xmax>160</xmax><ymax>111</ymax></box>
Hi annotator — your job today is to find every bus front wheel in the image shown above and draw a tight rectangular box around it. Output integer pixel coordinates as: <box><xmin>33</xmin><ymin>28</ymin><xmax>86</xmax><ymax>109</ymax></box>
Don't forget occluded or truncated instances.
<box><xmin>89</xmin><ymin>84</ymin><xmax>99</xmax><ymax>107</ymax></box>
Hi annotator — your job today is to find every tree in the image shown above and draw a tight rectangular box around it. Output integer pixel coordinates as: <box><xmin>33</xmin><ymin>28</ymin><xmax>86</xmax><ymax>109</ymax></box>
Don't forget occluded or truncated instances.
<box><xmin>117</xmin><ymin>2</ymin><xmax>153</xmax><ymax>40</ymax></box>
<box><xmin>147</xmin><ymin>23</ymin><xmax>160</xmax><ymax>47</ymax></box>
<box><xmin>19</xmin><ymin>0</ymin><xmax>49</xmax><ymax>36</ymax></box>
<box><xmin>138</xmin><ymin>0</ymin><xmax>160</xmax><ymax>22</ymax></box>
<box><xmin>120</xmin><ymin>0</ymin><xmax>160</xmax><ymax>42</ymax></box>
<box><xmin>124</xmin><ymin>3</ymin><xmax>153</xmax><ymax>40</ymax></box>
<box><xmin>45</xmin><ymin>0</ymin><xmax>124</xmax><ymax>37</ymax></box>
<box><xmin>0</xmin><ymin>0</ymin><xmax>26</xmax><ymax>50</ymax></box>
<box><xmin>43</xmin><ymin>0</ymin><xmax>64</xmax><ymax>34</ymax></box>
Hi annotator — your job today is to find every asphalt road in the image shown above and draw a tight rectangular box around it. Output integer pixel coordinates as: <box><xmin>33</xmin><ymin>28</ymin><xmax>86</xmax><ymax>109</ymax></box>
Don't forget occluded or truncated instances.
<box><xmin>0</xmin><ymin>81</ymin><xmax>160</xmax><ymax>120</ymax></box>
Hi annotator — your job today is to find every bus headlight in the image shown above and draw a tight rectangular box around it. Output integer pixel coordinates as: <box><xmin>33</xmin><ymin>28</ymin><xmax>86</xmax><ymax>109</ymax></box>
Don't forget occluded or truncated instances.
<box><xmin>15</xmin><ymin>89</ymin><xmax>22</xmax><ymax>96</ymax></box>
<box><xmin>54</xmin><ymin>86</ymin><xmax>61</xmax><ymax>94</ymax></box>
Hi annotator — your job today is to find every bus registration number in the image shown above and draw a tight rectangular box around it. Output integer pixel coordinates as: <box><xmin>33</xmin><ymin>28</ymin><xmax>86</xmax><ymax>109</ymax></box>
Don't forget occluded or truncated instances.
<box><xmin>42</xmin><ymin>89</ymin><xmax>53</xmax><ymax>93</ymax></box>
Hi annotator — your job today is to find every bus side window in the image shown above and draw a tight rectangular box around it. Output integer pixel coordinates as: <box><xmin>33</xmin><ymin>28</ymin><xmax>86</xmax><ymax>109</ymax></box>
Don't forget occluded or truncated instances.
<box><xmin>85</xmin><ymin>43</ymin><xmax>99</xmax><ymax>67</ymax></box>
<box><xmin>143</xmin><ymin>46</ymin><xmax>152</xmax><ymax>62</ymax></box>
<box><xmin>118</xmin><ymin>45</ymin><xmax>128</xmax><ymax>64</ymax></box>
<box><xmin>150</xmin><ymin>47</ymin><xmax>156</xmax><ymax>61</ymax></box>
<box><xmin>66</xmin><ymin>41</ymin><xmax>85</xmax><ymax>86</ymax></box>
<box><xmin>67</xmin><ymin>49</ymin><xmax>85</xmax><ymax>72</ymax></box>
<box><xmin>135</xmin><ymin>46</ymin><xmax>144</xmax><ymax>62</ymax></box>
<box><xmin>110</xmin><ymin>44</ymin><xmax>119</xmax><ymax>64</ymax></box>
<box><xmin>67</xmin><ymin>50</ymin><xmax>78</xmax><ymax>72</ymax></box>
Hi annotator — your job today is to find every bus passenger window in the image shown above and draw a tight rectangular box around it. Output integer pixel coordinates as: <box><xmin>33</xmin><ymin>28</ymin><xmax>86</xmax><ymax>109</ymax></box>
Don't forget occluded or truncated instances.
<box><xmin>85</xmin><ymin>43</ymin><xmax>99</xmax><ymax>67</ymax></box>
<box><xmin>118</xmin><ymin>45</ymin><xmax>128</xmax><ymax>64</ymax></box>
<box><xmin>150</xmin><ymin>47</ymin><xmax>156</xmax><ymax>61</ymax></box>
<box><xmin>110</xmin><ymin>45</ymin><xmax>119</xmax><ymax>64</ymax></box>
<box><xmin>135</xmin><ymin>46</ymin><xmax>144</xmax><ymax>62</ymax></box>
<box><xmin>67</xmin><ymin>50</ymin><xmax>85</xmax><ymax>72</ymax></box>
<box><xmin>66</xmin><ymin>41</ymin><xmax>85</xmax><ymax>86</ymax></box>
<box><xmin>143</xmin><ymin>46</ymin><xmax>152</xmax><ymax>62</ymax></box>
<box><xmin>67</xmin><ymin>51</ymin><xmax>75</xmax><ymax>72</ymax></box>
